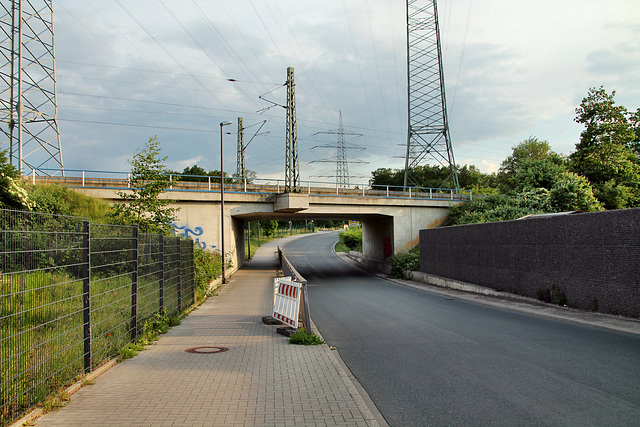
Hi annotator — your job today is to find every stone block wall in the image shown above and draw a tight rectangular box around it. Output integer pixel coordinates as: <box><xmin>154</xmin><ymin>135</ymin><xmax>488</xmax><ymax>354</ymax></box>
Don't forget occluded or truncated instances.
<box><xmin>419</xmin><ymin>208</ymin><xmax>640</xmax><ymax>318</ymax></box>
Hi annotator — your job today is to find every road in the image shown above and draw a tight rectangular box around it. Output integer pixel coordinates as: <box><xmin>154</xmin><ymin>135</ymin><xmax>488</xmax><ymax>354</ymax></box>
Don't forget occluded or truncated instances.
<box><xmin>284</xmin><ymin>232</ymin><xmax>640</xmax><ymax>426</ymax></box>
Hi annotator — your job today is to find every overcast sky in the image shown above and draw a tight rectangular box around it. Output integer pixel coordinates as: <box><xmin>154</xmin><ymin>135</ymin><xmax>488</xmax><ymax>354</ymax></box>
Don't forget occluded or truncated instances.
<box><xmin>51</xmin><ymin>0</ymin><xmax>640</xmax><ymax>185</ymax></box>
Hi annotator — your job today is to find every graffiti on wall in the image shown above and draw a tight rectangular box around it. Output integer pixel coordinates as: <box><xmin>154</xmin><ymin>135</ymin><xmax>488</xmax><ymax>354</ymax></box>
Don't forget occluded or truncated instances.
<box><xmin>171</xmin><ymin>223</ymin><xmax>237</xmax><ymax>261</ymax></box>
<box><xmin>171</xmin><ymin>223</ymin><xmax>212</xmax><ymax>250</ymax></box>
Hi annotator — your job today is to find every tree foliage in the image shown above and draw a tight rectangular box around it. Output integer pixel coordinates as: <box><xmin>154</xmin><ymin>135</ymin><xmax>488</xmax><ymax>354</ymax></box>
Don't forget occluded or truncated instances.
<box><xmin>573</xmin><ymin>86</ymin><xmax>637</xmax><ymax>152</ymax></box>
<box><xmin>108</xmin><ymin>136</ymin><xmax>179</xmax><ymax>234</ymax></box>
<box><xmin>370</xmin><ymin>164</ymin><xmax>496</xmax><ymax>193</ymax></box>
<box><xmin>569</xmin><ymin>87</ymin><xmax>640</xmax><ymax>209</ymax></box>
<box><xmin>259</xmin><ymin>220</ymin><xmax>278</xmax><ymax>237</ymax></box>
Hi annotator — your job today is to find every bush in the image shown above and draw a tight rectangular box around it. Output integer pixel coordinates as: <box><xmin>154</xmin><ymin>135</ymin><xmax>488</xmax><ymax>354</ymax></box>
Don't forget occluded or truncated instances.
<box><xmin>339</xmin><ymin>227</ymin><xmax>362</xmax><ymax>250</ymax></box>
<box><xmin>389</xmin><ymin>246</ymin><xmax>420</xmax><ymax>279</ymax></box>
<box><xmin>194</xmin><ymin>247</ymin><xmax>222</xmax><ymax>291</ymax></box>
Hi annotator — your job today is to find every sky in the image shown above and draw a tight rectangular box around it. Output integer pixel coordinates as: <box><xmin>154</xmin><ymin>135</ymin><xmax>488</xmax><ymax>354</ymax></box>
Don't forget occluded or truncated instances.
<box><xmin>47</xmin><ymin>0</ymin><xmax>640</xmax><ymax>185</ymax></box>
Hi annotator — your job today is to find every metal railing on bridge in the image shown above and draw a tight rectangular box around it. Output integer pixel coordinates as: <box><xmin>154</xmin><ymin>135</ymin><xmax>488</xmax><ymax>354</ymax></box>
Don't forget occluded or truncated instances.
<box><xmin>29</xmin><ymin>168</ymin><xmax>472</xmax><ymax>202</ymax></box>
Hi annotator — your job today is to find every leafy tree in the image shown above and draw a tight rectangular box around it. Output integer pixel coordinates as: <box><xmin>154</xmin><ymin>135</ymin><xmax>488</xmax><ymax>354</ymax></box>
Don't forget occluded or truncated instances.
<box><xmin>233</xmin><ymin>169</ymin><xmax>257</xmax><ymax>183</ymax></box>
<box><xmin>259</xmin><ymin>220</ymin><xmax>278</xmax><ymax>237</ymax></box>
<box><xmin>570</xmin><ymin>87</ymin><xmax>640</xmax><ymax>209</ymax></box>
<box><xmin>497</xmin><ymin>137</ymin><xmax>565</xmax><ymax>192</ymax></box>
<box><xmin>181</xmin><ymin>164</ymin><xmax>209</xmax><ymax>182</ymax></box>
<box><xmin>108</xmin><ymin>136</ymin><xmax>179</xmax><ymax>234</ymax></box>
<box><xmin>573</xmin><ymin>86</ymin><xmax>636</xmax><ymax>151</ymax></box>
<box><xmin>548</xmin><ymin>172</ymin><xmax>602</xmax><ymax>212</ymax></box>
<box><xmin>447</xmin><ymin>191</ymin><xmax>552</xmax><ymax>225</ymax></box>
<box><xmin>370</xmin><ymin>164</ymin><xmax>497</xmax><ymax>193</ymax></box>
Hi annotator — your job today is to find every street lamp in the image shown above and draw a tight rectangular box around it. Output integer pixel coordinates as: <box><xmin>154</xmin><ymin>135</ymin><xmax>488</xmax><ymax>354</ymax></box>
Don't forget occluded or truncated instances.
<box><xmin>219</xmin><ymin>120</ymin><xmax>233</xmax><ymax>283</ymax></box>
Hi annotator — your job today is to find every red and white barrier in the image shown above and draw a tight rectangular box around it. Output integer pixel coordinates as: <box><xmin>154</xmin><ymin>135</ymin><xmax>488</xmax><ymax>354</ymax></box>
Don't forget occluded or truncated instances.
<box><xmin>273</xmin><ymin>278</ymin><xmax>301</xmax><ymax>328</ymax></box>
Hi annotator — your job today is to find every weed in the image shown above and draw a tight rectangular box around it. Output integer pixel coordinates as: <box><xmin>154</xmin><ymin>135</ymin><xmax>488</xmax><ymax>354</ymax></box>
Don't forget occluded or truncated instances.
<box><xmin>536</xmin><ymin>288</ymin><xmax>551</xmax><ymax>303</ymax></box>
<box><xmin>289</xmin><ymin>328</ymin><xmax>325</xmax><ymax>345</ymax></box>
<box><xmin>590</xmin><ymin>297</ymin><xmax>599</xmax><ymax>312</ymax></box>
<box><xmin>40</xmin><ymin>391</ymin><xmax>70</xmax><ymax>413</ymax></box>
<box><xmin>118</xmin><ymin>342</ymin><xmax>146</xmax><ymax>361</ymax></box>
<box><xmin>551</xmin><ymin>284</ymin><xmax>567</xmax><ymax>306</ymax></box>
<box><xmin>81</xmin><ymin>377</ymin><xmax>95</xmax><ymax>386</ymax></box>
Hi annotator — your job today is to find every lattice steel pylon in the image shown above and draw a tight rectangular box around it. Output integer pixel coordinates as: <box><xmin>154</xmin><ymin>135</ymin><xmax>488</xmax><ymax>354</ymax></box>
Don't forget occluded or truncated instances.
<box><xmin>311</xmin><ymin>111</ymin><xmax>365</xmax><ymax>188</ymax></box>
<box><xmin>0</xmin><ymin>0</ymin><xmax>63</xmax><ymax>176</ymax></box>
<box><xmin>236</xmin><ymin>117</ymin><xmax>244</xmax><ymax>177</ymax></box>
<box><xmin>404</xmin><ymin>0</ymin><xmax>458</xmax><ymax>190</ymax></box>
<box><xmin>285</xmin><ymin>66</ymin><xmax>299</xmax><ymax>192</ymax></box>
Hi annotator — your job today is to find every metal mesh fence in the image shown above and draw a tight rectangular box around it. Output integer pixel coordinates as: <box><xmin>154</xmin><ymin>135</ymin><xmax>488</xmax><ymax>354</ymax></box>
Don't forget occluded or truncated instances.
<box><xmin>1</xmin><ymin>210</ymin><xmax>86</xmax><ymax>427</ymax></box>
<box><xmin>0</xmin><ymin>209</ymin><xmax>196</xmax><ymax>426</ymax></box>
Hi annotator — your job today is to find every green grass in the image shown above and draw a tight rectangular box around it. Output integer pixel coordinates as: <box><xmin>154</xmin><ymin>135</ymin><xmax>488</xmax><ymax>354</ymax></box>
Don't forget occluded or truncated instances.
<box><xmin>289</xmin><ymin>328</ymin><xmax>324</xmax><ymax>345</ymax></box>
<box><xmin>0</xmin><ymin>269</ymin><xmax>189</xmax><ymax>425</ymax></box>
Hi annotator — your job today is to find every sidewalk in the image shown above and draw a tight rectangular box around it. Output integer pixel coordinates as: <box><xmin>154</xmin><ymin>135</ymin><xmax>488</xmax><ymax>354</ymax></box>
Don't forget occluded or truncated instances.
<box><xmin>35</xmin><ymin>238</ymin><xmax>380</xmax><ymax>427</ymax></box>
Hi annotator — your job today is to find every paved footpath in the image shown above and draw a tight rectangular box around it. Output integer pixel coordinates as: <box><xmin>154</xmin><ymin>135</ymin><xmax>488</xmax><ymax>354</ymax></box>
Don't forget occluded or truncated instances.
<box><xmin>36</xmin><ymin>237</ymin><xmax>380</xmax><ymax>427</ymax></box>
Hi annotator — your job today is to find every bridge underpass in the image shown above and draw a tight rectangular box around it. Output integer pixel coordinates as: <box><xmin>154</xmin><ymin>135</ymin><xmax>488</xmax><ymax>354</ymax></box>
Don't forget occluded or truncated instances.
<box><xmin>50</xmin><ymin>174</ymin><xmax>467</xmax><ymax>270</ymax></box>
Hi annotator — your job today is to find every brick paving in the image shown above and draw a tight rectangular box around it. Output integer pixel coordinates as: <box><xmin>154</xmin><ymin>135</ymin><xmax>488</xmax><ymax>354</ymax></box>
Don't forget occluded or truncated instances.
<box><xmin>36</xmin><ymin>239</ymin><xmax>379</xmax><ymax>427</ymax></box>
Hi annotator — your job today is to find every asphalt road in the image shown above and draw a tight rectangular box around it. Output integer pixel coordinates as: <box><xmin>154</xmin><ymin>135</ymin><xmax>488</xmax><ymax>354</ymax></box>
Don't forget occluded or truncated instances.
<box><xmin>284</xmin><ymin>231</ymin><xmax>640</xmax><ymax>427</ymax></box>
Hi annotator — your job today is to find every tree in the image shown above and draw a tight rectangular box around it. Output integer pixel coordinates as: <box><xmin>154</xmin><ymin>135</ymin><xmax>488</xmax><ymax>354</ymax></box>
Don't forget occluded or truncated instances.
<box><xmin>108</xmin><ymin>136</ymin><xmax>179</xmax><ymax>234</ymax></box>
<box><xmin>548</xmin><ymin>172</ymin><xmax>602</xmax><ymax>212</ymax></box>
<box><xmin>574</xmin><ymin>86</ymin><xmax>636</xmax><ymax>151</ymax></box>
<box><xmin>259</xmin><ymin>220</ymin><xmax>278</xmax><ymax>237</ymax></box>
<box><xmin>497</xmin><ymin>137</ymin><xmax>564</xmax><ymax>192</ymax></box>
<box><xmin>570</xmin><ymin>87</ymin><xmax>640</xmax><ymax>209</ymax></box>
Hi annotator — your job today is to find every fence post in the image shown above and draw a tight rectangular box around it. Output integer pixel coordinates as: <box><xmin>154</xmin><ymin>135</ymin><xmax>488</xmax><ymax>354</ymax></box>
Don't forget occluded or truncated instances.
<box><xmin>159</xmin><ymin>235</ymin><xmax>164</xmax><ymax>312</ymax></box>
<box><xmin>130</xmin><ymin>226</ymin><xmax>139</xmax><ymax>342</ymax></box>
<box><xmin>177</xmin><ymin>240</ymin><xmax>182</xmax><ymax>312</ymax></box>
<box><xmin>82</xmin><ymin>221</ymin><xmax>92</xmax><ymax>373</ymax></box>
<box><xmin>301</xmin><ymin>281</ymin><xmax>311</xmax><ymax>335</ymax></box>
<box><xmin>82</xmin><ymin>170</ymin><xmax>85</xmax><ymax>187</ymax></box>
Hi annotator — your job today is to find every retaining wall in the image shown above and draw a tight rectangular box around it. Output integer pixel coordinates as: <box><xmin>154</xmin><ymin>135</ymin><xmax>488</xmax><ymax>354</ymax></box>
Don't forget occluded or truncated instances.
<box><xmin>419</xmin><ymin>208</ymin><xmax>640</xmax><ymax>318</ymax></box>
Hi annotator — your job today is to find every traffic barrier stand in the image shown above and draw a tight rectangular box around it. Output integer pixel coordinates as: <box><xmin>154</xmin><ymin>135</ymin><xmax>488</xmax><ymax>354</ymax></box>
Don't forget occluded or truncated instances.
<box><xmin>273</xmin><ymin>278</ymin><xmax>301</xmax><ymax>329</ymax></box>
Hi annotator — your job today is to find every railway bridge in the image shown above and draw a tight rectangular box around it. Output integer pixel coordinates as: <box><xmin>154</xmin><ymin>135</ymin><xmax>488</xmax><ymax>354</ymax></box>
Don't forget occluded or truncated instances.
<box><xmin>37</xmin><ymin>171</ymin><xmax>470</xmax><ymax>270</ymax></box>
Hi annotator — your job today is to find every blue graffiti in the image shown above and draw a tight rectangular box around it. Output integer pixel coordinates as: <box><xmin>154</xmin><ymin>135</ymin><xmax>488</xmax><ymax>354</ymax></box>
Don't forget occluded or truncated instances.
<box><xmin>171</xmin><ymin>224</ymin><xmax>203</xmax><ymax>238</ymax></box>
<box><xmin>171</xmin><ymin>223</ymin><xmax>214</xmax><ymax>249</ymax></box>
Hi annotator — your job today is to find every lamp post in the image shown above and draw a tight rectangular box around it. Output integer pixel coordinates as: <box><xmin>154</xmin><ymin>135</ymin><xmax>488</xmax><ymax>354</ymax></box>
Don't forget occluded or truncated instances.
<box><xmin>220</xmin><ymin>120</ymin><xmax>233</xmax><ymax>283</ymax></box>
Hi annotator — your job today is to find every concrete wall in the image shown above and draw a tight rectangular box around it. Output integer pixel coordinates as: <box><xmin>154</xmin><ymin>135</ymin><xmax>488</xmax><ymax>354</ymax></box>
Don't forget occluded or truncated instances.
<box><xmin>419</xmin><ymin>208</ymin><xmax>640</xmax><ymax>318</ymax></box>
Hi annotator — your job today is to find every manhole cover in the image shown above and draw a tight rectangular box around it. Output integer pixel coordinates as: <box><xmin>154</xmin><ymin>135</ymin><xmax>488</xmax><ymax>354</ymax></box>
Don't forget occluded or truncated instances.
<box><xmin>185</xmin><ymin>346</ymin><xmax>229</xmax><ymax>354</ymax></box>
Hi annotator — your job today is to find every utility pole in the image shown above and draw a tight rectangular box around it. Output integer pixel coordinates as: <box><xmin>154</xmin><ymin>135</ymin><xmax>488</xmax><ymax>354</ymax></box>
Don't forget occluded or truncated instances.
<box><xmin>404</xmin><ymin>0</ymin><xmax>458</xmax><ymax>190</ymax></box>
<box><xmin>0</xmin><ymin>0</ymin><xmax>63</xmax><ymax>175</ymax></box>
<box><xmin>236</xmin><ymin>117</ymin><xmax>267</xmax><ymax>179</ymax></box>
<box><xmin>285</xmin><ymin>66</ymin><xmax>299</xmax><ymax>192</ymax></box>
<box><xmin>236</xmin><ymin>117</ymin><xmax>244</xmax><ymax>178</ymax></box>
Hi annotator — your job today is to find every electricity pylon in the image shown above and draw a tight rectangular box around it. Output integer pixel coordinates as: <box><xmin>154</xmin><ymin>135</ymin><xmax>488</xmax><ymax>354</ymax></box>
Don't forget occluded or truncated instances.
<box><xmin>404</xmin><ymin>0</ymin><xmax>458</xmax><ymax>190</ymax></box>
<box><xmin>311</xmin><ymin>111</ymin><xmax>365</xmax><ymax>188</ymax></box>
<box><xmin>236</xmin><ymin>117</ymin><xmax>244</xmax><ymax>177</ymax></box>
<box><xmin>236</xmin><ymin>116</ymin><xmax>267</xmax><ymax>178</ymax></box>
<box><xmin>0</xmin><ymin>0</ymin><xmax>63</xmax><ymax>175</ymax></box>
<box><xmin>285</xmin><ymin>66</ymin><xmax>299</xmax><ymax>192</ymax></box>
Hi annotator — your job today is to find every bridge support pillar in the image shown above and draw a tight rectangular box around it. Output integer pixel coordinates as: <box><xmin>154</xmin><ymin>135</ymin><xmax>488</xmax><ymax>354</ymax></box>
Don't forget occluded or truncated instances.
<box><xmin>362</xmin><ymin>216</ymin><xmax>394</xmax><ymax>264</ymax></box>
